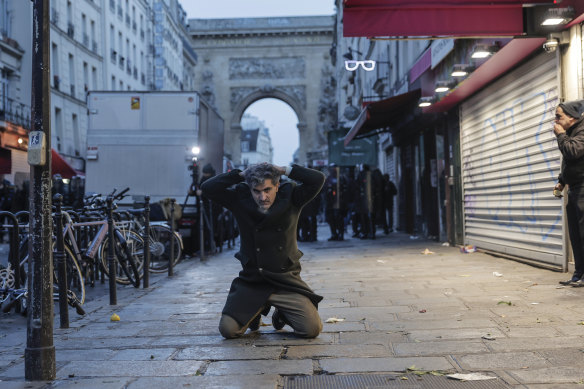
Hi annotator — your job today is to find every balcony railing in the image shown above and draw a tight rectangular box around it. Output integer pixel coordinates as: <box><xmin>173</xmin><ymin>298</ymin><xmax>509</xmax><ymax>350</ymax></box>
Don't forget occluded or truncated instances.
<box><xmin>0</xmin><ymin>96</ymin><xmax>31</xmax><ymax>131</ymax></box>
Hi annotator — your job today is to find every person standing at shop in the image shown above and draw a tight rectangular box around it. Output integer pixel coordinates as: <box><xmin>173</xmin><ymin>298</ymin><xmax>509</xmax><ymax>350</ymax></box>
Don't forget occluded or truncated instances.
<box><xmin>553</xmin><ymin>100</ymin><xmax>584</xmax><ymax>286</ymax></box>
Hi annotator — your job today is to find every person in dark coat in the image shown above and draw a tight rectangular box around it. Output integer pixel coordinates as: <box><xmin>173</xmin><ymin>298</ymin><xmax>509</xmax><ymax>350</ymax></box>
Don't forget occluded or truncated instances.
<box><xmin>356</xmin><ymin>164</ymin><xmax>376</xmax><ymax>239</ymax></box>
<box><xmin>201</xmin><ymin>162</ymin><xmax>325</xmax><ymax>338</ymax></box>
<box><xmin>382</xmin><ymin>173</ymin><xmax>397</xmax><ymax>234</ymax></box>
<box><xmin>554</xmin><ymin>100</ymin><xmax>584</xmax><ymax>286</ymax></box>
<box><xmin>324</xmin><ymin>164</ymin><xmax>348</xmax><ymax>241</ymax></box>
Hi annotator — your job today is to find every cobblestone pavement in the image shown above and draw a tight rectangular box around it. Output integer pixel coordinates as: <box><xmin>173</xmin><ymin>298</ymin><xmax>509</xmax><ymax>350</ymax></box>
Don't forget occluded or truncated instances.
<box><xmin>1</xmin><ymin>226</ymin><xmax>584</xmax><ymax>388</ymax></box>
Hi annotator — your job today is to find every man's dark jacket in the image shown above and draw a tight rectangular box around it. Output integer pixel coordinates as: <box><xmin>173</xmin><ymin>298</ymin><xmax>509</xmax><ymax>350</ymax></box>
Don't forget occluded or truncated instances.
<box><xmin>201</xmin><ymin>165</ymin><xmax>325</xmax><ymax>325</ymax></box>
<box><xmin>557</xmin><ymin>117</ymin><xmax>584</xmax><ymax>187</ymax></box>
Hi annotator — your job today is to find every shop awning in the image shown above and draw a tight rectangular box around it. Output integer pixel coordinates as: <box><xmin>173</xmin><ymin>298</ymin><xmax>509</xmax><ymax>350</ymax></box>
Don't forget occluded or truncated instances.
<box><xmin>423</xmin><ymin>37</ymin><xmax>546</xmax><ymax>113</ymax></box>
<box><xmin>343</xmin><ymin>0</ymin><xmax>559</xmax><ymax>38</ymax></box>
<box><xmin>344</xmin><ymin>89</ymin><xmax>420</xmax><ymax>146</ymax></box>
<box><xmin>52</xmin><ymin>149</ymin><xmax>84</xmax><ymax>179</ymax></box>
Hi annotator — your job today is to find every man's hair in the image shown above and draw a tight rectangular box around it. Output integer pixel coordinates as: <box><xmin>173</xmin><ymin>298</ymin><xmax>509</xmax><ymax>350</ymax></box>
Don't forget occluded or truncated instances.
<box><xmin>243</xmin><ymin>163</ymin><xmax>281</xmax><ymax>188</ymax></box>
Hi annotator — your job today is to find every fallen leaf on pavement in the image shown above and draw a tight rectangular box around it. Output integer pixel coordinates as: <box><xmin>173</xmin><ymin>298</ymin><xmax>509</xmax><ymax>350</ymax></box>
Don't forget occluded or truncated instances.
<box><xmin>497</xmin><ymin>301</ymin><xmax>512</xmax><ymax>306</ymax></box>
<box><xmin>421</xmin><ymin>248</ymin><xmax>434</xmax><ymax>255</ymax></box>
<box><xmin>325</xmin><ymin>317</ymin><xmax>345</xmax><ymax>323</ymax></box>
<box><xmin>110</xmin><ymin>313</ymin><xmax>120</xmax><ymax>321</ymax></box>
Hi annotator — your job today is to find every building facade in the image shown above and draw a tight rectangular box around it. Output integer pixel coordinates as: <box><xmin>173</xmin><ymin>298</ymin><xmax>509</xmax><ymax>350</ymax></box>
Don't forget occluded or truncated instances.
<box><xmin>0</xmin><ymin>0</ymin><xmax>198</xmax><ymax>186</ymax></box>
<box><xmin>240</xmin><ymin>113</ymin><xmax>274</xmax><ymax>166</ymax></box>
<box><xmin>338</xmin><ymin>0</ymin><xmax>584</xmax><ymax>271</ymax></box>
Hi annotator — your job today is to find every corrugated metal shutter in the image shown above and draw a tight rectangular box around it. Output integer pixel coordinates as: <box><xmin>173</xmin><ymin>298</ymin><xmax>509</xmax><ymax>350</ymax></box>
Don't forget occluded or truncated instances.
<box><xmin>9</xmin><ymin>149</ymin><xmax>29</xmax><ymax>186</ymax></box>
<box><xmin>460</xmin><ymin>52</ymin><xmax>563</xmax><ymax>267</ymax></box>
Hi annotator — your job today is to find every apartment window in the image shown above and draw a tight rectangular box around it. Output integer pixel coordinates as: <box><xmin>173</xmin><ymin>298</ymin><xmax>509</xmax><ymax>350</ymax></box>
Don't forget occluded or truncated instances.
<box><xmin>91</xmin><ymin>20</ymin><xmax>97</xmax><ymax>51</ymax></box>
<box><xmin>52</xmin><ymin>43</ymin><xmax>60</xmax><ymax>90</ymax></box>
<box><xmin>68</xmin><ymin>54</ymin><xmax>75</xmax><ymax>97</ymax></box>
<box><xmin>81</xmin><ymin>13</ymin><xmax>87</xmax><ymax>45</ymax></box>
<box><xmin>71</xmin><ymin>114</ymin><xmax>79</xmax><ymax>156</ymax></box>
<box><xmin>91</xmin><ymin>66</ymin><xmax>97</xmax><ymax>89</ymax></box>
<box><xmin>82</xmin><ymin>62</ymin><xmax>88</xmax><ymax>92</ymax></box>
<box><xmin>54</xmin><ymin>107</ymin><xmax>63</xmax><ymax>152</ymax></box>
<box><xmin>111</xmin><ymin>76</ymin><xmax>116</xmax><ymax>90</ymax></box>
<box><xmin>0</xmin><ymin>0</ymin><xmax>11</xmax><ymax>38</ymax></box>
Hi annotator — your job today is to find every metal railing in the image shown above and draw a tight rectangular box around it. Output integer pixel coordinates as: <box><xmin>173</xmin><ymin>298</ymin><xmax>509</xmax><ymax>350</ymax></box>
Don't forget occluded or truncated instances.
<box><xmin>0</xmin><ymin>96</ymin><xmax>31</xmax><ymax>130</ymax></box>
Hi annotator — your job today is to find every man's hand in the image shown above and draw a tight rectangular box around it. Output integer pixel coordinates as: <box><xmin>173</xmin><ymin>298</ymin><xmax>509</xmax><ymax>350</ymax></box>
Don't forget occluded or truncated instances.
<box><xmin>554</xmin><ymin>123</ymin><xmax>566</xmax><ymax>136</ymax></box>
<box><xmin>554</xmin><ymin>182</ymin><xmax>564</xmax><ymax>198</ymax></box>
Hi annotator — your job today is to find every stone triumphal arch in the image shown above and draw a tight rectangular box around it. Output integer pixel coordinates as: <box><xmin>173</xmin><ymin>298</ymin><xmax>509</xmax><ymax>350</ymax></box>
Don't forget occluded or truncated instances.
<box><xmin>188</xmin><ymin>16</ymin><xmax>336</xmax><ymax>165</ymax></box>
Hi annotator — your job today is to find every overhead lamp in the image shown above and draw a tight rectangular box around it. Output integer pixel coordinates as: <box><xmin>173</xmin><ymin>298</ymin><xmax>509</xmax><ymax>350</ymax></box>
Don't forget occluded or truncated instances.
<box><xmin>418</xmin><ymin>96</ymin><xmax>434</xmax><ymax>107</ymax></box>
<box><xmin>471</xmin><ymin>44</ymin><xmax>498</xmax><ymax>59</ymax></box>
<box><xmin>451</xmin><ymin>64</ymin><xmax>474</xmax><ymax>78</ymax></box>
<box><xmin>541</xmin><ymin>7</ymin><xmax>574</xmax><ymax>26</ymax></box>
<box><xmin>435</xmin><ymin>80</ymin><xmax>452</xmax><ymax>93</ymax></box>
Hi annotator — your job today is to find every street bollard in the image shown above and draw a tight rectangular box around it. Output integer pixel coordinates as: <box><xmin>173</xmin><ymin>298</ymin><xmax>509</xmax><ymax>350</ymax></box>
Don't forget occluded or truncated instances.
<box><xmin>106</xmin><ymin>196</ymin><xmax>117</xmax><ymax>305</ymax></box>
<box><xmin>53</xmin><ymin>195</ymin><xmax>69</xmax><ymax>328</ymax></box>
<box><xmin>142</xmin><ymin>196</ymin><xmax>151</xmax><ymax>288</ymax></box>
<box><xmin>169</xmin><ymin>199</ymin><xmax>175</xmax><ymax>277</ymax></box>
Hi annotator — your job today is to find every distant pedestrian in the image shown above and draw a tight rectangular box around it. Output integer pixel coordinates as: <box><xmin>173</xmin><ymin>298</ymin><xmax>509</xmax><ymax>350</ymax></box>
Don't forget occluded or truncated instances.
<box><xmin>324</xmin><ymin>164</ymin><xmax>348</xmax><ymax>241</ymax></box>
<box><xmin>382</xmin><ymin>173</ymin><xmax>397</xmax><ymax>234</ymax></box>
<box><xmin>553</xmin><ymin>100</ymin><xmax>584</xmax><ymax>287</ymax></box>
<box><xmin>356</xmin><ymin>164</ymin><xmax>377</xmax><ymax>239</ymax></box>
<box><xmin>201</xmin><ymin>162</ymin><xmax>325</xmax><ymax>338</ymax></box>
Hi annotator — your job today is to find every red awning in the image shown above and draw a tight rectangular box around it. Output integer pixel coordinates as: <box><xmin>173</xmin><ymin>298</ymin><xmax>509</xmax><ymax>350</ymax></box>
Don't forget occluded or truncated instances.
<box><xmin>343</xmin><ymin>0</ymin><xmax>559</xmax><ymax>37</ymax></box>
<box><xmin>344</xmin><ymin>89</ymin><xmax>421</xmax><ymax>146</ymax></box>
<box><xmin>52</xmin><ymin>149</ymin><xmax>83</xmax><ymax>179</ymax></box>
<box><xmin>423</xmin><ymin>37</ymin><xmax>546</xmax><ymax>113</ymax></box>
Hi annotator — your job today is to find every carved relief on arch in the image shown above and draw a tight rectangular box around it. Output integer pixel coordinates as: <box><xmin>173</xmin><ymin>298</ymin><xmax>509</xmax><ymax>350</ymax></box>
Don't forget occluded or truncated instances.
<box><xmin>230</xmin><ymin>87</ymin><xmax>306</xmax><ymax>129</ymax></box>
<box><xmin>230</xmin><ymin>85</ymin><xmax>306</xmax><ymax>111</ymax></box>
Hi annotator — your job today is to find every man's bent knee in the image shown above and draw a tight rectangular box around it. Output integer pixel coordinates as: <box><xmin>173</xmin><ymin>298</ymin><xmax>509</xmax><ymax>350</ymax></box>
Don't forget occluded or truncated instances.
<box><xmin>294</xmin><ymin>318</ymin><xmax>322</xmax><ymax>338</ymax></box>
<box><xmin>219</xmin><ymin>314</ymin><xmax>243</xmax><ymax>339</ymax></box>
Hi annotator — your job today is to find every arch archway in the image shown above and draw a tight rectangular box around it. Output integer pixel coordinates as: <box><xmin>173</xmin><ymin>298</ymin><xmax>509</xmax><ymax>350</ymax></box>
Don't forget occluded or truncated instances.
<box><xmin>189</xmin><ymin>16</ymin><xmax>335</xmax><ymax>166</ymax></box>
<box><xmin>231</xmin><ymin>88</ymin><xmax>307</xmax><ymax>165</ymax></box>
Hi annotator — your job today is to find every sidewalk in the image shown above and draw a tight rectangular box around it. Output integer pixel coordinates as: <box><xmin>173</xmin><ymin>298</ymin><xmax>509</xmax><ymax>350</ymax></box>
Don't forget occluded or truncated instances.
<box><xmin>1</xmin><ymin>226</ymin><xmax>584</xmax><ymax>388</ymax></box>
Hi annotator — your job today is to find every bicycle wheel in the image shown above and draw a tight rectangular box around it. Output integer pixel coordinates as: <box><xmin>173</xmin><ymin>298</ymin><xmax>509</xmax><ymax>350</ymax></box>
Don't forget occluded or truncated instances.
<box><xmin>53</xmin><ymin>245</ymin><xmax>86</xmax><ymax>305</ymax></box>
<box><xmin>147</xmin><ymin>225</ymin><xmax>183</xmax><ymax>273</ymax></box>
<box><xmin>99</xmin><ymin>231</ymin><xmax>142</xmax><ymax>287</ymax></box>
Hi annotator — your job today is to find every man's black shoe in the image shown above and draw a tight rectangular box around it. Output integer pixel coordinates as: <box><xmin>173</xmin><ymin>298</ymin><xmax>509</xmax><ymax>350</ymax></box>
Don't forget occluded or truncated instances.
<box><xmin>272</xmin><ymin>308</ymin><xmax>287</xmax><ymax>330</ymax></box>
<box><xmin>559</xmin><ymin>276</ymin><xmax>581</xmax><ymax>285</ymax></box>
<box><xmin>572</xmin><ymin>279</ymin><xmax>584</xmax><ymax>287</ymax></box>
<box><xmin>249</xmin><ymin>314</ymin><xmax>261</xmax><ymax>331</ymax></box>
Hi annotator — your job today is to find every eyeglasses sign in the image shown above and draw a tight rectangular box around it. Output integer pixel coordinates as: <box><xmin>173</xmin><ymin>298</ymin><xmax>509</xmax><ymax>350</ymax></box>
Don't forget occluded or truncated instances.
<box><xmin>344</xmin><ymin>60</ymin><xmax>376</xmax><ymax>72</ymax></box>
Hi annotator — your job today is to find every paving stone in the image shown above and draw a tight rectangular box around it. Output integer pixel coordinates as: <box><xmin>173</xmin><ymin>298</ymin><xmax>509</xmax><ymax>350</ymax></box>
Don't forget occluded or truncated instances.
<box><xmin>487</xmin><ymin>337</ymin><xmax>584</xmax><ymax>352</ymax></box>
<box><xmin>507</xmin><ymin>367</ymin><xmax>584</xmax><ymax>384</ymax></box>
<box><xmin>51</xmin><ymin>377</ymin><xmax>131</xmax><ymax>388</ymax></box>
<box><xmin>0</xmin><ymin>380</ymin><xmax>48</xmax><ymax>389</ymax></box>
<box><xmin>110</xmin><ymin>347</ymin><xmax>176</xmax><ymax>361</ymax></box>
<box><xmin>337</xmin><ymin>331</ymin><xmax>407</xmax><ymax>345</ymax></box>
<box><xmin>285</xmin><ymin>344</ymin><xmax>391</xmax><ymax>359</ymax></box>
<box><xmin>538</xmin><ymin>348</ymin><xmax>584</xmax><ymax>367</ymax></box>
<box><xmin>393</xmin><ymin>340</ymin><xmax>489</xmax><ymax>356</ymax></box>
<box><xmin>406</xmin><ymin>327</ymin><xmax>507</xmax><ymax>341</ymax></box>
<box><xmin>319</xmin><ymin>356</ymin><xmax>454</xmax><ymax>373</ymax></box>
<box><xmin>204</xmin><ymin>359</ymin><xmax>313</xmax><ymax>376</ymax></box>
<box><xmin>456</xmin><ymin>351</ymin><xmax>550</xmax><ymax>370</ymax></box>
<box><xmin>57</xmin><ymin>360</ymin><xmax>203</xmax><ymax>378</ymax></box>
<box><xmin>175</xmin><ymin>345</ymin><xmax>283</xmax><ymax>360</ymax></box>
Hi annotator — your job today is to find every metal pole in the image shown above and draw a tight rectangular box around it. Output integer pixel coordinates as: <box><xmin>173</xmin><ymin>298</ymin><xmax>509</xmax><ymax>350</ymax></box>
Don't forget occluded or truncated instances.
<box><xmin>198</xmin><ymin>193</ymin><xmax>205</xmax><ymax>261</ymax></box>
<box><xmin>168</xmin><ymin>199</ymin><xmax>175</xmax><ymax>276</ymax></box>
<box><xmin>53</xmin><ymin>194</ymin><xmax>69</xmax><ymax>328</ymax></box>
<box><xmin>26</xmin><ymin>0</ymin><xmax>55</xmax><ymax>381</ymax></box>
<box><xmin>106</xmin><ymin>196</ymin><xmax>117</xmax><ymax>305</ymax></box>
<box><xmin>142</xmin><ymin>196</ymin><xmax>150</xmax><ymax>288</ymax></box>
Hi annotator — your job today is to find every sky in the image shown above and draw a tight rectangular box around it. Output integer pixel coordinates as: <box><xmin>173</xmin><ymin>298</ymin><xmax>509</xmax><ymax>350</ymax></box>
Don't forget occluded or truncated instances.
<box><xmin>181</xmin><ymin>1</ymin><xmax>336</xmax><ymax>165</ymax></box>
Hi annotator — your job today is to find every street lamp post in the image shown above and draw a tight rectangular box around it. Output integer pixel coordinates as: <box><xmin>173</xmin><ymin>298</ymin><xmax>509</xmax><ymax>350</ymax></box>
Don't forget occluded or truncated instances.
<box><xmin>25</xmin><ymin>0</ymin><xmax>56</xmax><ymax>380</ymax></box>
